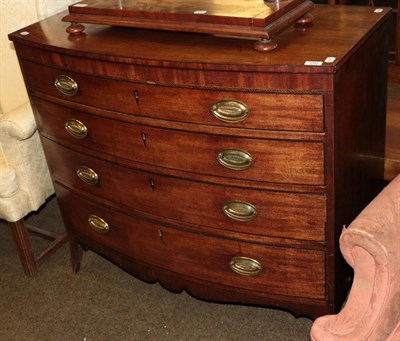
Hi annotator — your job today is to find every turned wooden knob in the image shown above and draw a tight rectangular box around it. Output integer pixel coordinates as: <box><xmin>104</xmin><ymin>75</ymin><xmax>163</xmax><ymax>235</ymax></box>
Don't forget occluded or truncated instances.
<box><xmin>253</xmin><ymin>38</ymin><xmax>278</xmax><ymax>53</ymax></box>
<box><xmin>66</xmin><ymin>22</ymin><xmax>85</xmax><ymax>35</ymax></box>
<box><xmin>296</xmin><ymin>13</ymin><xmax>314</xmax><ymax>26</ymax></box>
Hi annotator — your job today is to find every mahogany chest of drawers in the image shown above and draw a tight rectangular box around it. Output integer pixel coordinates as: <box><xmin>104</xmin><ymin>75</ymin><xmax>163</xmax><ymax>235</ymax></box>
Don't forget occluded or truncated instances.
<box><xmin>9</xmin><ymin>5</ymin><xmax>390</xmax><ymax>318</ymax></box>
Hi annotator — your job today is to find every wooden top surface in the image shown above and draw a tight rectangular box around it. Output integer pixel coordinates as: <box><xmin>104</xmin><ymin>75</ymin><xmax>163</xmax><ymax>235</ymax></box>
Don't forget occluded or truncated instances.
<box><xmin>68</xmin><ymin>0</ymin><xmax>305</xmax><ymax>27</ymax></box>
<box><xmin>9</xmin><ymin>5</ymin><xmax>390</xmax><ymax>73</ymax></box>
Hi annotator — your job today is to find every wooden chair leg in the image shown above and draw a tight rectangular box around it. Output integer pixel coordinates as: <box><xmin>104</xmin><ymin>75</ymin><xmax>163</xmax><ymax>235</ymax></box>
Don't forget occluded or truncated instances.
<box><xmin>8</xmin><ymin>219</ymin><xmax>37</xmax><ymax>276</ymax></box>
<box><xmin>8</xmin><ymin>219</ymin><xmax>69</xmax><ymax>276</ymax></box>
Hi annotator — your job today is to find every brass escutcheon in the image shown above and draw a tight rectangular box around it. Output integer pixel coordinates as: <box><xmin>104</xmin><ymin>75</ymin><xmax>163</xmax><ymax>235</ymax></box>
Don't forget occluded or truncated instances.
<box><xmin>88</xmin><ymin>215</ymin><xmax>110</xmax><ymax>234</ymax></box>
<box><xmin>54</xmin><ymin>74</ymin><xmax>78</xmax><ymax>96</ymax></box>
<box><xmin>65</xmin><ymin>119</ymin><xmax>87</xmax><ymax>139</ymax></box>
<box><xmin>229</xmin><ymin>256</ymin><xmax>263</xmax><ymax>277</ymax></box>
<box><xmin>76</xmin><ymin>166</ymin><xmax>99</xmax><ymax>186</ymax></box>
<box><xmin>217</xmin><ymin>149</ymin><xmax>253</xmax><ymax>171</ymax></box>
<box><xmin>211</xmin><ymin>99</ymin><xmax>249</xmax><ymax>123</ymax></box>
<box><xmin>223</xmin><ymin>200</ymin><xmax>258</xmax><ymax>221</ymax></box>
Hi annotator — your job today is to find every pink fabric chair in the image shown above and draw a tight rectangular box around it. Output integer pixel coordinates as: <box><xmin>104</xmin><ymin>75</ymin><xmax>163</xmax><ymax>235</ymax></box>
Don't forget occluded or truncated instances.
<box><xmin>311</xmin><ymin>174</ymin><xmax>400</xmax><ymax>341</ymax></box>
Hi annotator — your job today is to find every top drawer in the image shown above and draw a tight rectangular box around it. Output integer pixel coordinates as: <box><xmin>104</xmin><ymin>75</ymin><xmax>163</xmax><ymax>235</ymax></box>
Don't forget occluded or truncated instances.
<box><xmin>21</xmin><ymin>60</ymin><xmax>324</xmax><ymax>132</ymax></box>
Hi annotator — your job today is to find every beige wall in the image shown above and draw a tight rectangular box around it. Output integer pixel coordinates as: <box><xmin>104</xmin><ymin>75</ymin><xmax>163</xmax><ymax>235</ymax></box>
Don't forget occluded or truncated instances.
<box><xmin>0</xmin><ymin>0</ymin><xmax>76</xmax><ymax>113</ymax></box>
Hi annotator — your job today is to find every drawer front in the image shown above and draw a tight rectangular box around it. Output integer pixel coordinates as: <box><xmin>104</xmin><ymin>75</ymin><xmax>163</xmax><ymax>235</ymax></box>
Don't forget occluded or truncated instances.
<box><xmin>114</xmin><ymin>123</ymin><xmax>325</xmax><ymax>185</ymax></box>
<box><xmin>56</xmin><ymin>184</ymin><xmax>326</xmax><ymax>300</ymax></box>
<box><xmin>43</xmin><ymin>139</ymin><xmax>326</xmax><ymax>241</ymax></box>
<box><xmin>23</xmin><ymin>60</ymin><xmax>323</xmax><ymax>132</ymax></box>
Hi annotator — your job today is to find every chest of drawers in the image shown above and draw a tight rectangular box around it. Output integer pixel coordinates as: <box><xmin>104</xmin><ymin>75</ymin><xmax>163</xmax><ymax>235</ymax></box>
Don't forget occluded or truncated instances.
<box><xmin>9</xmin><ymin>5</ymin><xmax>390</xmax><ymax>318</ymax></box>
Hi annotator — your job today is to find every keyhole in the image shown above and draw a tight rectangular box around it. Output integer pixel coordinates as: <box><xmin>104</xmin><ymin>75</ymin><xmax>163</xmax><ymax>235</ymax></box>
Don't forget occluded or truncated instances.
<box><xmin>158</xmin><ymin>229</ymin><xmax>163</xmax><ymax>241</ymax></box>
<box><xmin>141</xmin><ymin>132</ymin><xmax>147</xmax><ymax>147</ymax></box>
<box><xmin>149</xmin><ymin>178</ymin><xmax>155</xmax><ymax>191</ymax></box>
<box><xmin>133</xmin><ymin>90</ymin><xmax>139</xmax><ymax>105</ymax></box>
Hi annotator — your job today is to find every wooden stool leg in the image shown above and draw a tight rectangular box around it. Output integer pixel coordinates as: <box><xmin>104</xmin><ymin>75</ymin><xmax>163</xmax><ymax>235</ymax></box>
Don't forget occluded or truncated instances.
<box><xmin>8</xmin><ymin>219</ymin><xmax>38</xmax><ymax>276</ymax></box>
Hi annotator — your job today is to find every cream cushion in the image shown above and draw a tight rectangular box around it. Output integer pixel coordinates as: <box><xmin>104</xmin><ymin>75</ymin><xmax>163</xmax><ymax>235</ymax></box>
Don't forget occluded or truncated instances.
<box><xmin>0</xmin><ymin>159</ymin><xmax>19</xmax><ymax>198</ymax></box>
<box><xmin>0</xmin><ymin>102</ymin><xmax>54</xmax><ymax>222</ymax></box>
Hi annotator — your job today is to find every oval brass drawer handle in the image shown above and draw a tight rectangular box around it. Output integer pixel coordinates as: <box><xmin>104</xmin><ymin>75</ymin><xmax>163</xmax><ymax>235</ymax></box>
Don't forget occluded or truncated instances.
<box><xmin>65</xmin><ymin>119</ymin><xmax>87</xmax><ymax>139</ymax></box>
<box><xmin>211</xmin><ymin>100</ymin><xmax>249</xmax><ymax>123</ymax></box>
<box><xmin>217</xmin><ymin>149</ymin><xmax>253</xmax><ymax>171</ymax></box>
<box><xmin>229</xmin><ymin>256</ymin><xmax>263</xmax><ymax>277</ymax></box>
<box><xmin>88</xmin><ymin>215</ymin><xmax>110</xmax><ymax>234</ymax></box>
<box><xmin>76</xmin><ymin>166</ymin><xmax>99</xmax><ymax>186</ymax></box>
<box><xmin>54</xmin><ymin>74</ymin><xmax>78</xmax><ymax>96</ymax></box>
<box><xmin>223</xmin><ymin>200</ymin><xmax>258</xmax><ymax>221</ymax></box>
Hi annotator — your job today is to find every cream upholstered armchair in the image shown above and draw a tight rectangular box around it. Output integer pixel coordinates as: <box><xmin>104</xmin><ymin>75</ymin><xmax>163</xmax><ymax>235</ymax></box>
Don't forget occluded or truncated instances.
<box><xmin>1</xmin><ymin>0</ymin><xmax>75</xmax><ymax>276</ymax></box>
<box><xmin>311</xmin><ymin>174</ymin><xmax>400</xmax><ymax>340</ymax></box>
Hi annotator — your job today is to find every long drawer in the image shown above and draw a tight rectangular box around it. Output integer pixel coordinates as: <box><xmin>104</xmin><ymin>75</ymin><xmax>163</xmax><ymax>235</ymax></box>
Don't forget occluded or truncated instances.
<box><xmin>113</xmin><ymin>122</ymin><xmax>325</xmax><ymax>185</ymax></box>
<box><xmin>43</xmin><ymin>138</ymin><xmax>326</xmax><ymax>241</ymax></box>
<box><xmin>55</xmin><ymin>184</ymin><xmax>326</xmax><ymax>300</ymax></box>
<box><xmin>23</xmin><ymin>60</ymin><xmax>324</xmax><ymax>132</ymax></box>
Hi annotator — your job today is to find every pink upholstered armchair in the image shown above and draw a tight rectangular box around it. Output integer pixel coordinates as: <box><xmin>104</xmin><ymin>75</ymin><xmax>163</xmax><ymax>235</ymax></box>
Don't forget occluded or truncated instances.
<box><xmin>311</xmin><ymin>174</ymin><xmax>400</xmax><ymax>340</ymax></box>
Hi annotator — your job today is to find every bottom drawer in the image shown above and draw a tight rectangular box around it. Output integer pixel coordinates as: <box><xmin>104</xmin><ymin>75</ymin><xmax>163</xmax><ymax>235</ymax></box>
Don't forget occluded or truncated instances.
<box><xmin>56</xmin><ymin>184</ymin><xmax>326</xmax><ymax>300</ymax></box>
